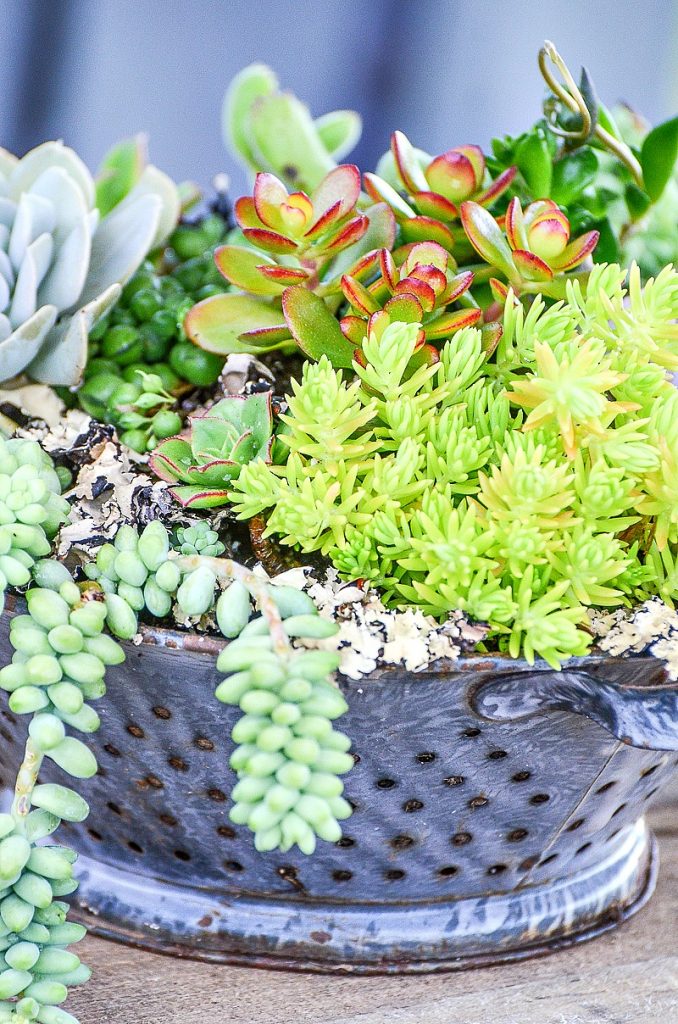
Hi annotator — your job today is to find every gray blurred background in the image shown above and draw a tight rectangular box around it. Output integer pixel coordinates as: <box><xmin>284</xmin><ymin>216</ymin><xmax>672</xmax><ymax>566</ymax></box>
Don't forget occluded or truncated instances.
<box><xmin>1</xmin><ymin>0</ymin><xmax>677</xmax><ymax>196</ymax></box>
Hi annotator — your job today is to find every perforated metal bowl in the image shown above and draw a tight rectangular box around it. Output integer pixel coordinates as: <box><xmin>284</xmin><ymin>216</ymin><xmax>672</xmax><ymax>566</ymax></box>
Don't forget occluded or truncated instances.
<box><xmin>1</xmin><ymin>609</ymin><xmax>677</xmax><ymax>973</ymax></box>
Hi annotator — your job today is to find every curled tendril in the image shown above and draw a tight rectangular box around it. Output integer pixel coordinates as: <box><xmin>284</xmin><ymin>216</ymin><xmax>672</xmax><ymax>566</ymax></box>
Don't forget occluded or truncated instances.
<box><xmin>538</xmin><ymin>40</ymin><xmax>644</xmax><ymax>189</ymax></box>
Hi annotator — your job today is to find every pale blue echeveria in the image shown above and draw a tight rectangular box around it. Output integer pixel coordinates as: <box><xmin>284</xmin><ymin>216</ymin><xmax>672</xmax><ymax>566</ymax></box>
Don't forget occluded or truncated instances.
<box><xmin>0</xmin><ymin>140</ymin><xmax>180</xmax><ymax>385</ymax></box>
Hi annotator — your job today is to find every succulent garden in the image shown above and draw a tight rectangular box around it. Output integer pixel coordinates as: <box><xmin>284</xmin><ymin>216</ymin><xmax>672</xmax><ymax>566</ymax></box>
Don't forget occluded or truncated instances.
<box><xmin>0</xmin><ymin>40</ymin><xmax>677</xmax><ymax>1020</ymax></box>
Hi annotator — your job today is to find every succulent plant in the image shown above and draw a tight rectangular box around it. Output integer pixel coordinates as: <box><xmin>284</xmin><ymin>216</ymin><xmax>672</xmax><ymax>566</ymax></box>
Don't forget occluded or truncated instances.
<box><xmin>150</xmin><ymin>392</ymin><xmax>274</xmax><ymax>508</ymax></box>
<box><xmin>230</xmin><ymin>263</ymin><xmax>678</xmax><ymax>667</ymax></box>
<box><xmin>365</xmin><ymin>131</ymin><xmax>517</xmax><ymax>250</ymax></box>
<box><xmin>339</xmin><ymin>240</ymin><xmax>482</xmax><ymax>355</ymax></box>
<box><xmin>460</xmin><ymin>197</ymin><xmax>600</xmax><ymax>302</ymax></box>
<box><xmin>0</xmin><ymin>141</ymin><xmax>179</xmax><ymax>386</ymax></box>
<box><xmin>224</xmin><ymin>63</ymin><xmax>362</xmax><ymax>192</ymax></box>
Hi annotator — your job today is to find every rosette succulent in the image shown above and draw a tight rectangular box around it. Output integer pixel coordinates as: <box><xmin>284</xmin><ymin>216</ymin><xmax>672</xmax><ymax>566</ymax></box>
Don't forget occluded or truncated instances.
<box><xmin>365</xmin><ymin>130</ymin><xmax>517</xmax><ymax>250</ymax></box>
<box><xmin>150</xmin><ymin>392</ymin><xmax>274</xmax><ymax>507</ymax></box>
<box><xmin>0</xmin><ymin>141</ymin><xmax>179</xmax><ymax>385</ymax></box>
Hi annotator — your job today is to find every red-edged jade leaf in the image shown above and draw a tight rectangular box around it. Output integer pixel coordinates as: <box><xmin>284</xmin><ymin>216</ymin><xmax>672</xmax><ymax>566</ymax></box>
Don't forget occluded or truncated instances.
<box><xmin>411</xmin><ymin>190</ymin><xmax>457</xmax><ymax>220</ymax></box>
<box><xmin>549</xmin><ymin>231</ymin><xmax>600</xmax><ymax>271</ymax></box>
<box><xmin>185</xmin><ymin>294</ymin><xmax>287</xmax><ymax>355</ymax></box>
<box><xmin>363</xmin><ymin>172</ymin><xmax>416</xmax><ymax>219</ymax></box>
<box><xmin>424</xmin><ymin>307</ymin><xmax>482</xmax><ymax>340</ymax></box>
<box><xmin>400</xmin><ymin>215</ymin><xmax>454</xmax><ymax>251</ymax></box>
<box><xmin>512</xmin><ymin>249</ymin><xmax>554</xmax><ymax>283</ymax></box>
<box><xmin>476</xmin><ymin>165</ymin><xmax>517</xmax><ymax>207</ymax></box>
<box><xmin>282</xmin><ymin>286</ymin><xmax>355</xmax><ymax>367</ymax></box>
<box><xmin>311</xmin><ymin>164</ymin><xmax>361</xmax><ymax>218</ymax></box>
<box><xmin>252</xmin><ymin>172</ymin><xmax>289</xmax><ymax>229</ymax></box>
<box><xmin>391</xmin><ymin>131</ymin><xmax>429</xmax><ymax>193</ymax></box>
<box><xmin>341</xmin><ymin>274</ymin><xmax>381</xmax><ymax>316</ymax></box>
<box><xmin>460</xmin><ymin>202</ymin><xmax>515</xmax><ymax>277</ymax></box>
<box><xmin>214</xmin><ymin>245</ymin><xmax>284</xmax><ymax>295</ymax></box>
<box><xmin>242</xmin><ymin>227</ymin><xmax>298</xmax><ymax>255</ymax></box>
<box><xmin>382</xmin><ymin>293</ymin><xmax>424</xmax><ymax>323</ymax></box>
<box><xmin>234</xmin><ymin>196</ymin><xmax>267</xmax><ymax>230</ymax></box>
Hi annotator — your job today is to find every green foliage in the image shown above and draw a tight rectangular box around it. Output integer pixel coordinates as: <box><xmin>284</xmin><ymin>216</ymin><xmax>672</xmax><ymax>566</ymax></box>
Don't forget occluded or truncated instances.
<box><xmin>230</xmin><ymin>266</ymin><xmax>678</xmax><ymax>667</ymax></box>
<box><xmin>223</xmin><ymin>63</ymin><xmax>361</xmax><ymax>192</ymax></box>
<box><xmin>77</xmin><ymin>215</ymin><xmax>229</xmax><ymax>437</ymax></box>
<box><xmin>0</xmin><ymin>438</ymin><xmax>125</xmax><ymax>1024</ymax></box>
<box><xmin>150</xmin><ymin>392</ymin><xmax>274</xmax><ymax>508</ymax></box>
<box><xmin>173</xmin><ymin>523</ymin><xmax>225</xmax><ymax>558</ymax></box>
<box><xmin>82</xmin><ymin>522</ymin><xmax>219</xmax><ymax>634</ymax></box>
<box><xmin>0</xmin><ymin>440</ymin><xmax>70</xmax><ymax>615</ymax></box>
<box><xmin>214</xmin><ymin>584</ymin><xmax>352</xmax><ymax>854</ymax></box>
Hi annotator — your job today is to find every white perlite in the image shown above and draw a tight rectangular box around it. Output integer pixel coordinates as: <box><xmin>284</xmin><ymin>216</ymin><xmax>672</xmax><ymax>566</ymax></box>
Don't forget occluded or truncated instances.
<box><xmin>267</xmin><ymin>566</ymin><xmax>488</xmax><ymax>680</ymax></box>
<box><xmin>590</xmin><ymin>599</ymin><xmax>678</xmax><ymax>680</ymax></box>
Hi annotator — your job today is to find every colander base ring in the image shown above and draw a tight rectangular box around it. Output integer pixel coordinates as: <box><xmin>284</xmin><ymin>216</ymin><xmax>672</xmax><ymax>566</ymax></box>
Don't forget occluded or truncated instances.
<box><xmin>71</xmin><ymin>819</ymin><xmax>657</xmax><ymax>974</ymax></box>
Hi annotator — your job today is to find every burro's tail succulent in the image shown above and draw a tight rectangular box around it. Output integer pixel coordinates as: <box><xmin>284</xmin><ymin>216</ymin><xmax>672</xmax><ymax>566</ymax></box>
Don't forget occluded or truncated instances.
<box><xmin>0</xmin><ymin>141</ymin><xmax>179</xmax><ymax>386</ymax></box>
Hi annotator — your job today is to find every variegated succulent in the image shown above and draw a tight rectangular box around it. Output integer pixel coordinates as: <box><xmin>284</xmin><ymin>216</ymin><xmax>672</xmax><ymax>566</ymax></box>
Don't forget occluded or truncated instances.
<box><xmin>0</xmin><ymin>141</ymin><xmax>179</xmax><ymax>385</ymax></box>
<box><xmin>364</xmin><ymin>131</ymin><xmax>517</xmax><ymax>250</ymax></box>
<box><xmin>339</xmin><ymin>240</ymin><xmax>482</xmax><ymax>356</ymax></box>
<box><xmin>150</xmin><ymin>391</ymin><xmax>274</xmax><ymax>507</ymax></box>
<box><xmin>461</xmin><ymin>197</ymin><xmax>600</xmax><ymax>302</ymax></box>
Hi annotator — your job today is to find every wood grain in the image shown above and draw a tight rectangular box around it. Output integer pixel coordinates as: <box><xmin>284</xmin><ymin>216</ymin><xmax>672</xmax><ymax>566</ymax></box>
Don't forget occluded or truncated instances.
<box><xmin>68</xmin><ymin>802</ymin><xmax>677</xmax><ymax>1024</ymax></box>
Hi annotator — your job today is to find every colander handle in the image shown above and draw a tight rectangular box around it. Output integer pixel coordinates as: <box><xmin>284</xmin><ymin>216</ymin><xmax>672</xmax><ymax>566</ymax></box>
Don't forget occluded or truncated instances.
<box><xmin>470</xmin><ymin>666</ymin><xmax>678</xmax><ymax>751</ymax></box>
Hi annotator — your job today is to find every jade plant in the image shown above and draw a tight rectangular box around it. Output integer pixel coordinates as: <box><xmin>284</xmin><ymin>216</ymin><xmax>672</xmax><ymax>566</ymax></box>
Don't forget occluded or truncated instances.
<box><xmin>0</xmin><ymin>142</ymin><xmax>179</xmax><ymax>386</ymax></box>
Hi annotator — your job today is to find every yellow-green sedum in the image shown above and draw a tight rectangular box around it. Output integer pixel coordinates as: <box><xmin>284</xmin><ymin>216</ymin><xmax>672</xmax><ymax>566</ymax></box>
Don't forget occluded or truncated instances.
<box><xmin>230</xmin><ymin>263</ymin><xmax>678</xmax><ymax>668</ymax></box>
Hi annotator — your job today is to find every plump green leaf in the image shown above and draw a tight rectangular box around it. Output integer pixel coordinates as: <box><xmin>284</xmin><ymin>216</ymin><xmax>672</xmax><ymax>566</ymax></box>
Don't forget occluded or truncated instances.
<box><xmin>515</xmin><ymin>133</ymin><xmax>552</xmax><ymax>198</ymax></box>
<box><xmin>95</xmin><ymin>136</ymin><xmax>145</xmax><ymax>217</ymax></box>
<box><xmin>282</xmin><ymin>287</ymin><xmax>355</xmax><ymax>367</ymax></box>
<box><xmin>641</xmin><ymin>115</ymin><xmax>678</xmax><ymax>202</ymax></box>
<box><xmin>551</xmin><ymin>150</ymin><xmax>598</xmax><ymax>206</ymax></box>
<box><xmin>185</xmin><ymin>294</ymin><xmax>287</xmax><ymax>355</ymax></box>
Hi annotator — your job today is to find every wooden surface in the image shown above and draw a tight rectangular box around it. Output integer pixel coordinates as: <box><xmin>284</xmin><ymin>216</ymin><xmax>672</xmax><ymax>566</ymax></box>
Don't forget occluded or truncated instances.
<box><xmin>70</xmin><ymin>800</ymin><xmax>678</xmax><ymax>1024</ymax></box>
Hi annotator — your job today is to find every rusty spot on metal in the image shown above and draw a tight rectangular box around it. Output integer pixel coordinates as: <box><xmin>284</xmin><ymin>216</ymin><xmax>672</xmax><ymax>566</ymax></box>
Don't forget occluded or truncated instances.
<box><xmin>310</xmin><ymin>930</ymin><xmax>331</xmax><ymax>944</ymax></box>
<box><xmin>197</xmin><ymin>915</ymin><xmax>213</xmax><ymax>928</ymax></box>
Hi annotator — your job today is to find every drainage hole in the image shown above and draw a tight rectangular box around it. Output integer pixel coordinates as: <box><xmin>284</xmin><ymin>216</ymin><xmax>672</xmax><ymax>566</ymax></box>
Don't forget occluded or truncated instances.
<box><xmin>159</xmin><ymin>814</ymin><xmax>178</xmax><ymax>827</ymax></box>
<box><xmin>529</xmin><ymin>793</ymin><xmax>550</xmax><ymax>805</ymax></box>
<box><xmin>451</xmin><ymin>831</ymin><xmax>473</xmax><ymax>846</ymax></box>
<box><xmin>126</xmin><ymin>724</ymin><xmax>145</xmax><ymax>739</ymax></box>
<box><xmin>416</xmin><ymin>752</ymin><xmax>436</xmax><ymax>764</ymax></box>
<box><xmin>217</xmin><ymin>825</ymin><xmax>236</xmax><ymax>839</ymax></box>
<box><xmin>106</xmin><ymin>801</ymin><xmax>122</xmax><ymax>816</ymax></box>
<box><xmin>566</xmin><ymin>818</ymin><xmax>585</xmax><ymax>831</ymax></box>
<box><xmin>168</xmin><ymin>756</ymin><xmax>188</xmax><ymax>772</ymax></box>
<box><xmin>376</xmin><ymin>778</ymin><xmax>396</xmax><ymax>790</ymax></box>
<box><xmin>336</xmin><ymin>836</ymin><xmax>355</xmax><ymax>848</ymax></box>
<box><xmin>468</xmin><ymin>795</ymin><xmax>488</xmax><ymax>809</ymax></box>
<box><xmin>152</xmin><ymin>706</ymin><xmax>171</xmax><ymax>720</ymax></box>
<box><xmin>512</xmin><ymin>771</ymin><xmax>531</xmax><ymax>782</ymax></box>
<box><xmin>103</xmin><ymin>744</ymin><xmax>121</xmax><ymax>758</ymax></box>
<box><xmin>402</xmin><ymin>799</ymin><xmax>424</xmax><ymax>812</ymax></box>
<box><xmin>195</xmin><ymin>736</ymin><xmax>215</xmax><ymax>751</ymax></box>
<box><xmin>443</xmin><ymin>775</ymin><xmax>465</xmax><ymax>787</ymax></box>
<box><xmin>128</xmin><ymin>841</ymin><xmax>143</xmax><ymax>854</ymax></box>
<box><xmin>595</xmin><ymin>780</ymin><xmax>618</xmax><ymax>794</ymax></box>
<box><xmin>438</xmin><ymin>865</ymin><xmax>459</xmax><ymax>878</ymax></box>
<box><xmin>390</xmin><ymin>834</ymin><xmax>414</xmax><ymax>850</ymax></box>
<box><xmin>224</xmin><ymin>860</ymin><xmax>244</xmax><ymax>873</ymax></box>
<box><xmin>507</xmin><ymin>828</ymin><xmax>529</xmax><ymax>842</ymax></box>
<box><xmin>610</xmin><ymin>804</ymin><xmax>627</xmax><ymax>818</ymax></box>
<box><xmin>487</xmin><ymin>863</ymin><xmax>508</xmax><ymax>876</ymax></box>
<box><xmin>487</xmin><ymin>750</ymin><xmax>508</xmax><ymax>760</ymax></box>
<box><xmin>384</xmin><ymin>869</ymin><xmax>406</xmax><ymax>881</ymax></box>
<box><xmin>462</xmin><ymin>727</ymin><xmax>481</xmax><ymax>738</ymax></box>
<box><xmin>575</xmin><ymin>842</ymin><xmax>592</xmax><ymax>856</ymax></box>
<box><xmin>87</xmin><ymin>828</ymin><xmax>102</xmax><ymax>842</ymax></box>
<box><xmin>174</xmin><ymin>850</ymin><xmax>191</xmax><ymax>862</ymax></box>
<box><xmin>332</xmin><ymin>869</ymin><xmax>353</xmax><ymax>882</ymax></box>
<box><xmin>207</xmin><ymin>788</ymin><xmax>227</xmax><ymax>803</ymax></box>
<box><xmin>539</xmin><ymin>852</ymin><xmax>559</xmax><ymax>866</ymax></box>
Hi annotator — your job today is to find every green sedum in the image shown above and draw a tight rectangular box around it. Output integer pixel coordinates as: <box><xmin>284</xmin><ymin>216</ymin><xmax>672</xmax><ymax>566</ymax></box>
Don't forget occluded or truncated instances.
<box><xmin>230</xmin><ymin>263</ymin><xmax>678</xmax><ymax>668</ymax></box>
